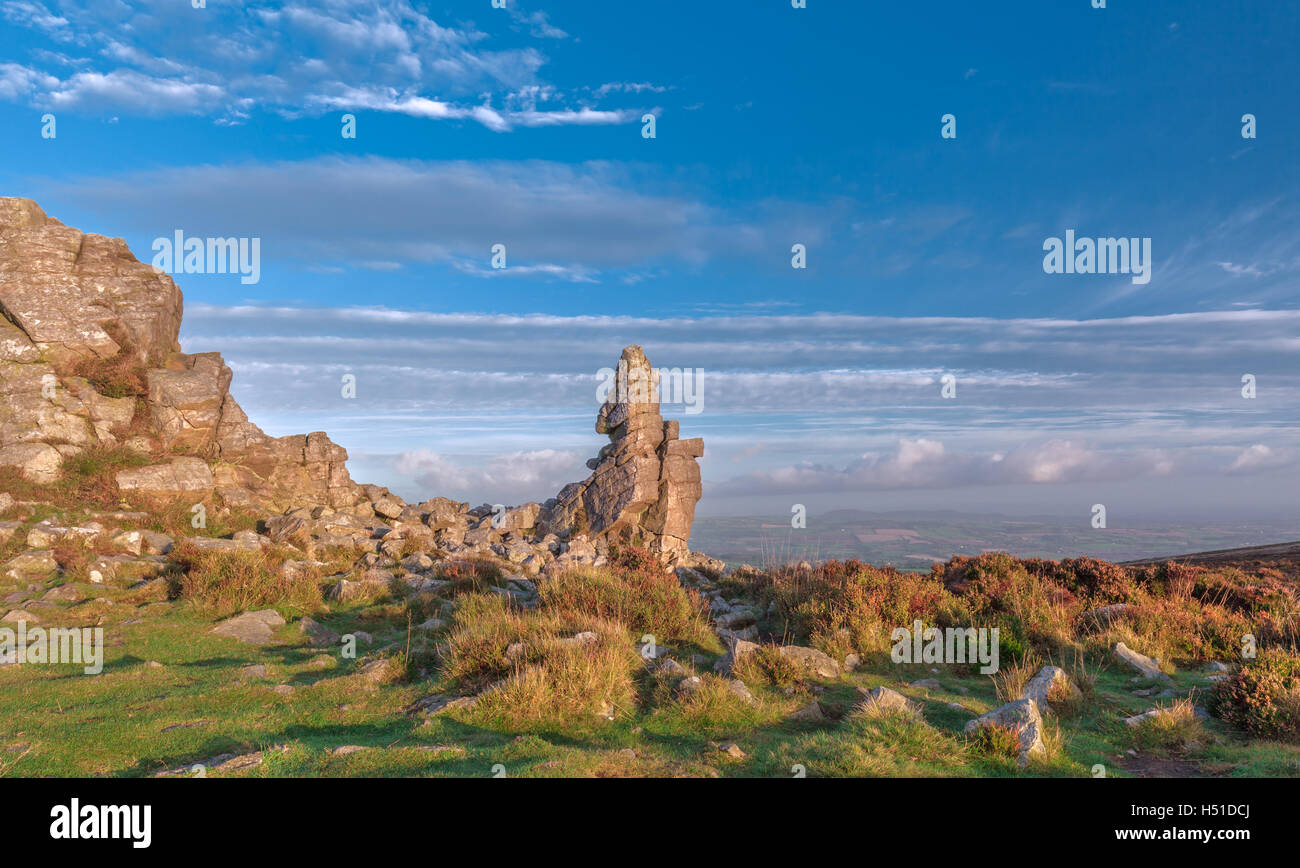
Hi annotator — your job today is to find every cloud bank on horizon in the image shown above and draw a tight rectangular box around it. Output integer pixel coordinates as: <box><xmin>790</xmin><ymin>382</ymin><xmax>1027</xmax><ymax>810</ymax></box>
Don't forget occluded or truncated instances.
<box><xmin>1</xmin><ymin>0</ymin><xmax>1296</xmax><ymax>520</ymax></box>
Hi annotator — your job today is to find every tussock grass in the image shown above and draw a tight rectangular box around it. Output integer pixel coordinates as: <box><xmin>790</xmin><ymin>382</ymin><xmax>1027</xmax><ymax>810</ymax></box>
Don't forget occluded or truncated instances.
<box><xmin>768</xmin><ymin>706</ymin><xmax>967</xmax><ymax>777</ymax></box>
<box><xmin>539</xmin><ymin>563</ymin><xmax>714</xmax><ymax>648</ymax></box>
<box><xmin>1127</xmin><ymin>699</ymin><xmax>1205</xmax><ymax>752</ymax></box>
<box><xmin>969</xmin><ymin>722</ymin><xmax>1021</xmax><ymax>760</ymax></box>
<box><xmin>652</xmin><ymin>672</ymin><xmax>782</xmax><ymax>738</ymax></box>
<box><xmin>993</xmin><ymin>656</ymin><xmax>1040</xmax><ymax>704</ymax></box>
<box><xmin>433</xmin><ymin>558</ymin><xmax>505</xmax><ymax>594</ymax></box>
<box><xmin>455</xmin><ymin>622</ymin><xmax>638</xmax><ymax>733</ymax></box>
<box><xmin>732</xmin><ymin>643</ymin><xmax>804</xmax><ymax>688</ymax></box>
<box><xmin>169</xmin><ymin>541</ymin><xmax>322</xmax><ymax>617</ymax></box>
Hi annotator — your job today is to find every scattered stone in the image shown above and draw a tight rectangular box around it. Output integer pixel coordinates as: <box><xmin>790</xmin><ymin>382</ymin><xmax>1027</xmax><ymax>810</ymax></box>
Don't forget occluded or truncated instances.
<box><xmin>3</xmin><ymin>550</ymin><xmax>58</xmax><ymax>581</ymax></box>
<box><xmin>725</xmin><ymin>679</ymin><xmax>756</xmax><ymax>703</ymax></box>
<box><xmin>677</xmin><ymin>675</ymin><xmax>703</xmax><ymax>696</ymax></box>
<box><xmin>298</xmin><ymin>616</ymin><xmax>340</xmax><ymax>647</ymax></box>
<box><xmin>718</xmin><ymin>743</ymin><xmax>746</xmax><ymax>759</ymax></box>
<box><xmin>41</xmin><ymin>584</ymin><xmax>86</xmax><ymax>603</ymax></box>
<box><xmin>712</xmin><ymin>638</ymin><xmax>758</xmax><ymax>675</ymax></box>
<box><xmin>211</xmin><ymin>609</ymin><xmax>286</xmax><ymax>645</ymax></box>
<box><xmin>964</xmin><ymin>699</ymin><xmax>1047</xmax><ymax>767</ymax></box>
<box><xmin>1123</xmin><ymin>709</ymin><xmax>1163</xmax><ymax>727</ymax></box>
<box><xmin>777</xmin><ymin>644</ymin><xmax>840</xmax><ymax>679</ymax></box>
<box><xmin>1021</xmin><ymin>665</ymin><xmax>1082</xmax><ymax>714</ymax></box>
<box><xmin>657</xmin><ymin>658</ymin><xmax>687</xmax><ymax>677</ymax></box>
<box><xmin>789</xmin><ymin>701</ymin><xmax>827</xmax><ymax>722</ymax></box>
<box><xmin>154</xmin><ymin>750</ymin><xmax>268</xmax><ymax>778</ymax></box>
<box><xmin>1114</xmin><ymin>642</ymin><xmax>1172</xmax><ymax>683</ymax></box>
<box><xmin>856</xmin><ymin>686</ymin><xmax>915</xmax><ymax>715</ymax></box>
<box><xmin>111</xmin><ymin>530</ymin><xmax>144</xmax><ymax>556</ymax></box>
<box><xmin>1080</xmin><ymin>603</ymin><xmax>1131</xmax><ymax>630</ymax></box>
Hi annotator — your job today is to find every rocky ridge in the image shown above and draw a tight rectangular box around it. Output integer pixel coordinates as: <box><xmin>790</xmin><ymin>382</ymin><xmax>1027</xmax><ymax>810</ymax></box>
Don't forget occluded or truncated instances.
<box><xmin>0</xmin><ymin>198</ymin><xmax>710</xmax><ymax>569</ymax></box>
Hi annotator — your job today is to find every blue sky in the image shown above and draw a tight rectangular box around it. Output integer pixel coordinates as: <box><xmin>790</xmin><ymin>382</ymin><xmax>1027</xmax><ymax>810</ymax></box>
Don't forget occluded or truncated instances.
<box><xmin>2</xmin><ymin>1</ymin><xmax>1298</xmax><ymax>522</ymax></box>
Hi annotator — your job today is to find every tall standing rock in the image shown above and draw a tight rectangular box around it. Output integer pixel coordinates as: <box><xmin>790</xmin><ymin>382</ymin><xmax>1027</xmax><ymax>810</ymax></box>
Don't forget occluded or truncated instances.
<box><xmin>0</xmin><ymin>197</ymin><xmax>361</xmax><ymax>510</ymax></box>
<box><xmin>543</xmin><ymin>346</ymin><xmax>703</xmax><ymax>565</ymax></box>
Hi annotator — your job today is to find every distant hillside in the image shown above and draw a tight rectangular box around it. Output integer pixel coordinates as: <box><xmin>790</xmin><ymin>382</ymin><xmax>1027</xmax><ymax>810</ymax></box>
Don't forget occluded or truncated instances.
<box><xmin>1122</xmin><ymin>540</ymin><xmax>1300</xmax><ymax>575</ymax></box>
<box><xmin>689</xmin><ymin>512</ymin><xmax>1299</xmax><ymax>570</ymax></box>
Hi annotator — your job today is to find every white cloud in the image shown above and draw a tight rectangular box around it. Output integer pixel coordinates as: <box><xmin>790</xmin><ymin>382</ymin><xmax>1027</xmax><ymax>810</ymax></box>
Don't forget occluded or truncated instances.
<box><xmin>53</xmin><ymin>157</ymin><xmax>807</xmax><ymax>276</ymax></box>
<box><xmin>46</xmin><ymin>70</ymin><xmax>226</xmax><ymax>114</ymax></box>
<box><xmin>394</xmin><ymin>447</ymin><xmax>585</xmax><ymax>504</ymax></box>
<box><xmin>713</xmin><ymin>438</ymin><xmax>1178</xmax><ymax>495</ymax></box>
<box><xmin>0</xmin><ymin>0</ymin><xmax>642</xmax><ymax>129</ymax></box>
<box><xmin>1226</xmin><ymin>443</ymin><xmax>1292</xmax><ymax>474</ymax></box>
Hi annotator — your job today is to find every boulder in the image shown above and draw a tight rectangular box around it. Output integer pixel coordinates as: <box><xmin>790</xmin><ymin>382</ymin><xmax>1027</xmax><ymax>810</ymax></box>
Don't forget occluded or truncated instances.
<box><xmin>964</xmin><ymin>698</ymin><xmax>1047</xmax><ymax>767</ymax></box>
<box><xmin>0</xmin><ymin>442</ymin><xmax>64</xmax><ymax>483</ymax></box>
<box><xmin>777</xmin><ymin>645</ymin><xmax>841</xmax><ymax>679</ymax></box>
<box><xmin>298</xmin><ymin>616</ymin><xmax>340</xmax><ymax>648</ymax></box>
<box><xmin>211</xmin><ymin>609</ymin><xmax>286</xmax><ymax>645</ymax></box>
<box><xmin>857</xmin><ymin>685</ymin><xmax>915</xmax><ymax>715</ymax></box>
<box><xmin>1021</xmin><ymin>665</ymin><xmax>1082</xmax><ymax>714</ymax></box>
<box><xmin>1114</xmin><ymin>642</ymin><xmax>1172</xmax><ymax>683</ymax></box>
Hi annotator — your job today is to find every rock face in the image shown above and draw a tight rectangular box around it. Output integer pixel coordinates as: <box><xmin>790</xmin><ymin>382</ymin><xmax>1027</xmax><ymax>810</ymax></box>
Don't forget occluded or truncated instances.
<box><xmin>541</xmin><ymin>346</ymin><xmax>704</xmax><ymax>565</ymax></box>
<box><xmin>0</xmin><ymin>198</ymin><xmax>362</xmax><ymax>510</ymax></box>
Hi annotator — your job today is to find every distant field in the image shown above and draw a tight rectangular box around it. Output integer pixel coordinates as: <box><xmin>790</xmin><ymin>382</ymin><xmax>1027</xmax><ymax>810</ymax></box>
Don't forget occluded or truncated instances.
<box><xmin>688</xmin><ymin>510</ymin><xmax>1300</xmax><ymax>569</ymax></box>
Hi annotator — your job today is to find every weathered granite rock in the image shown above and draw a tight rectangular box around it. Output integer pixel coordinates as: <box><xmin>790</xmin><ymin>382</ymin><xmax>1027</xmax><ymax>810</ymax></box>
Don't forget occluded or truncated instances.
<box><xmin>0</xmin><ymin>198</ymin><xmax>363</xmax><ymax>508</ymax></box>
<box><xmin>777</xmin><ymin>645</ymin><xmax>841</xmax><ymax>679</ymax></box>
<box><xmin>857</xmin><ymin>685</ymin><xmax>915</xmax><ymax>715</ymax></box>
<box><xmin>1021</xmin><ymin>665</ymin><xmax>1082</xmax><ymax>714</ymax></box>
<box><xmin>211</xmin><ymin>609</ymin><xmax>286</xmax><ymax>645</ymax></box>
<box><xmin>964</xmin><ymin>698</ymin><xmax>1047</xmax><ymax>767</ymax></box>
<box><xmin>116</xmin><ymin>457</ymin><xmax>215</xmax><ymax>496</ymax></box>
<box><xmin>541</xmin><ymin>346</ymin><xmax>703</xmax><ymax>565</ymax></box>
<box><xmin>1114</xmin><ymin>642</ymin><xmax>1173</xmax><ymax>683</ymax></box>
<box><xmin>0</xmin><ymin>442</ymin><xmax>64</xmax><ymax>483</ymax></box>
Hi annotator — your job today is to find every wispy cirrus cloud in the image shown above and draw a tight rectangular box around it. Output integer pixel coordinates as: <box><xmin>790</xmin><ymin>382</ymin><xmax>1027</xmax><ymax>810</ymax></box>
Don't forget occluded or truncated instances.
<box><xmin>45</xmin><ymin>156</ymin><xmax>824</xmax><ymax>280</ymax></box>
<box><xmin>0</xmin><ymin>0</ymin><xmax>645</xmax><ymax>129</ymax></box>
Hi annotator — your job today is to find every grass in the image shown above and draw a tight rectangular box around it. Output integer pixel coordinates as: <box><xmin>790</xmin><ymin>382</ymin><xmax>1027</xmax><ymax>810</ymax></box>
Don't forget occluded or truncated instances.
<box><xmin>2</xmin><ymin>532</ymin><xmax>1299</xmax><ymax>777</ymax></box>
<box><xmin>1127</xmin><ymin>699</ymin><xmax>1205</xmax><ymax>752</ymax></box>
<box><xmin>168</xmin><ymin>541</ymin><xmax>324</xmax><ymax>618</ymax></box>
<box><xmin>538</xmin><ymin>563</ymin><xmax>717</xmax><ymax>650</ymax></box>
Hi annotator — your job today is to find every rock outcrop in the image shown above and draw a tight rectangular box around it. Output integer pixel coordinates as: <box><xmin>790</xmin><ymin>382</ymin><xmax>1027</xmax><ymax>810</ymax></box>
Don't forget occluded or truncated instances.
<box><xmin>0</xmin><ymin>200</ymin><xmax>708</xmax><ymax>566</ymax></box>
<box><xmin>540</xmin><ymin>345</ymin><xmax>704</xmax><ymax>565</ymax></box>
<box><xmin>0</xmin><ymin>198</ymin><xmax>362</xmax><ymax>510</ymax></box>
